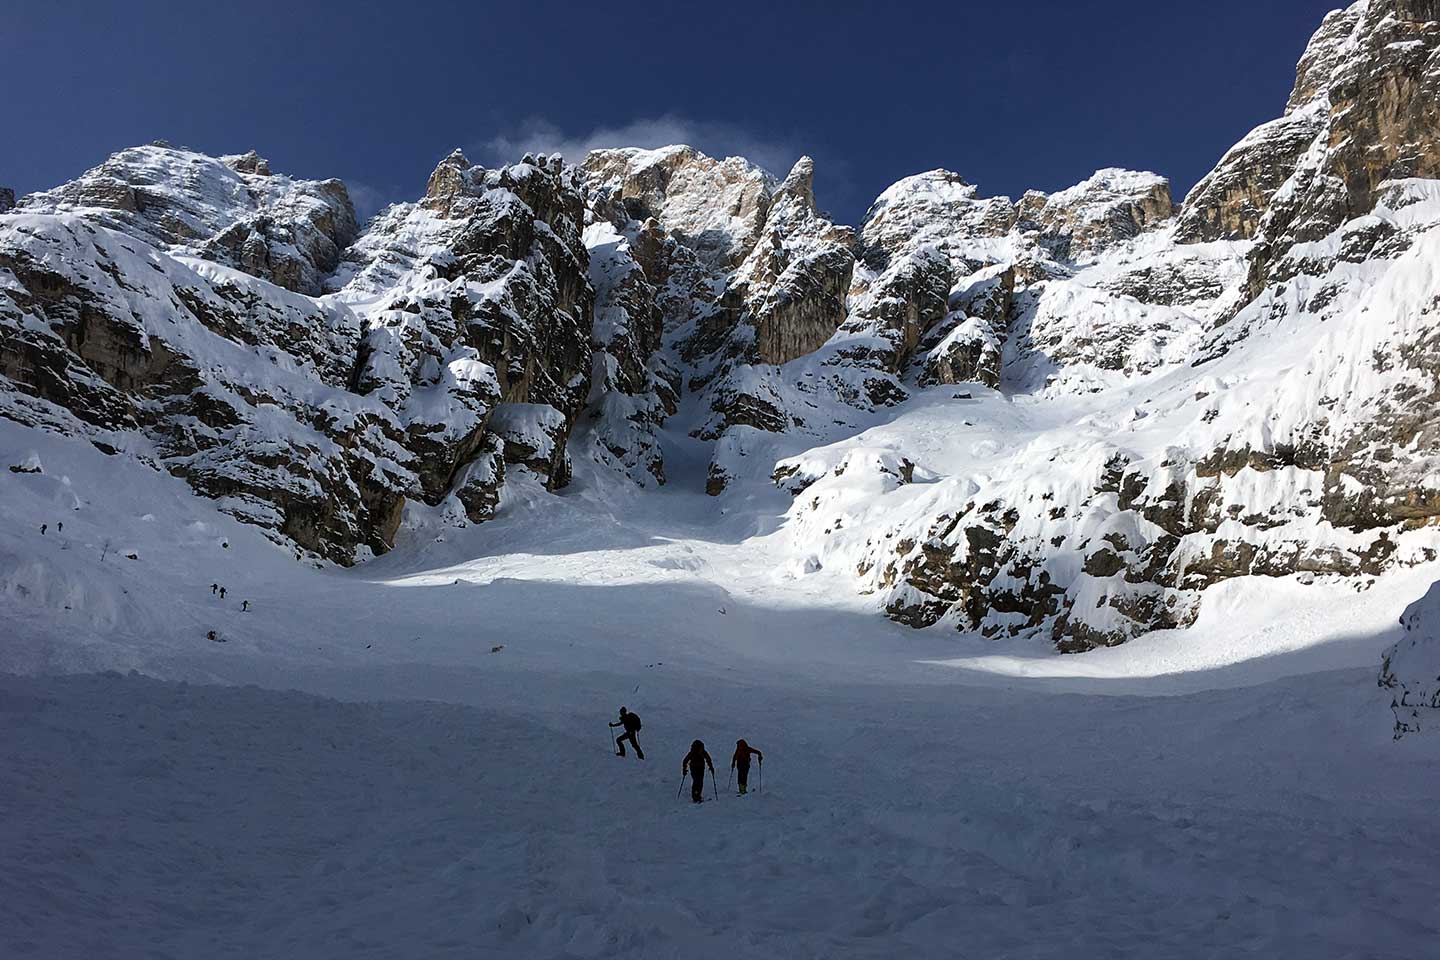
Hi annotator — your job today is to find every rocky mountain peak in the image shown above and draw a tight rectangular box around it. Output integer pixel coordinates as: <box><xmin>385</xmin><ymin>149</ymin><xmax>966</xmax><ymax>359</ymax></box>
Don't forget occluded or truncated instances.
<box><xmin>223</xmin><ymin>150</ymin><xmax>273</xmax><ymax>176</ymax></box>
<box><xmin>581</xmin><ymin>144</ymin><xmax>776</xmax><ymax>272</ymax></box>
<box><xmin>858</xmin><ymin>169</ymin><xmax>1016</xmax><ymax>272</ymax></box>
<box><xmin>775</xmin><ymin>156</ymin><xmax>817</xmax><ymax>213</ymax></box>
<box><xmin>0</xmin><ymin>187</ymin><xmax>13</xmax><ymax>213</ymax></box>
<box><xmin>1020</xmin><ymin>167</ymin><xmax>1174</xmax><ymax>258</ymax></box>
<box><xmin>1177</xmin><ymin>0</ymin><xmax>1440</xmax><ymax>270</ymax></box>
<box><xmin>422</xmin><ymin>148</ymin><xmax>476</xmax><ymax>215</ymax></box>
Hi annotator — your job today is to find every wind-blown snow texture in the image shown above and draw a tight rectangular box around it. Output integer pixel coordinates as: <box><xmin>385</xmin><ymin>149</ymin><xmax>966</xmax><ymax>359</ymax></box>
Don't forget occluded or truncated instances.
<box><xmin>3</xmin><ymin>2</ymin><xmax>1440</xmax><ymax>955</ymax></box>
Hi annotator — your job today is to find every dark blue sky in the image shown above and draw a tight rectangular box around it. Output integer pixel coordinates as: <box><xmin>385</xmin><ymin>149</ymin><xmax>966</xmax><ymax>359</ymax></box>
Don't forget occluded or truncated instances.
<box><xmin>6</xmin><ymin>1</ymin><xmax>1340</xmax><ymax>225</ymax></box>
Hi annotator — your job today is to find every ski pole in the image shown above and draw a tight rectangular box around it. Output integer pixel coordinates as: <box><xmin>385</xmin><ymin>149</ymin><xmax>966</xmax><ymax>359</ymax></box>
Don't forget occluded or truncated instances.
<box><xmin>727</xmin><ymin>766</ymin><xmax>733</xmax><ymax>791</ymax></box>
<box><xmin>759</xmin><ymin>759</ymin><xmax>763</xmax><ymax>793</ymax></box>
<box><xmin>712</xmin><ymin>769</ymin><xmax>719</xmax><ymax>801</ymax></box>
<box><xmin>677</xmin><ymin>775</ymin><xmax>686</xmax><ymax>800</ymax></box>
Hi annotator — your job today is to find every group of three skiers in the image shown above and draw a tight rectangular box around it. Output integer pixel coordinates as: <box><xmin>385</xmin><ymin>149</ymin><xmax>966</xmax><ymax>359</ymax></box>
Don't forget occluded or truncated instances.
<box><xmin>609</xmin><ymin>706</ymin><xmax>763</xmax><ymax>803</ymax></box>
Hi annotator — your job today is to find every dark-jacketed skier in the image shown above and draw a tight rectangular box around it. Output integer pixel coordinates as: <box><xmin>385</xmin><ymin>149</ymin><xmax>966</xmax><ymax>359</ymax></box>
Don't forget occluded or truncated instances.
<box><xmin>683</xmin><ymin>740</ymin><xmax>715</xmax><ymax>804</ymax></box>
<box><xmin>732</xmin><ymin>739</ymin><xmax>764</xmax><ymax>794</ymax></box>
<box><xmin>610</xmin><ymin>707</ymin><xmax>644</xmax><ymax>759</ymax></box>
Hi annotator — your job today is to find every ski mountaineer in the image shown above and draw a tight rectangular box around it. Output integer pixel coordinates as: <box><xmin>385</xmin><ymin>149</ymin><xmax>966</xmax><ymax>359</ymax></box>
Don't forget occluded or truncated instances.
<box><xmin>731</xmin><ymin>739</ymin><xmax>763</xmax><ymax>794</ymax></box>
<box><xmin>610</xmin><ymin>707</ymin><xmax>645</xmax><ymax>759</ymax></box>
<box><xmin>682</xmin><ymin>740</ymin><xmax>715</xmax><ymax>804</ymax></box>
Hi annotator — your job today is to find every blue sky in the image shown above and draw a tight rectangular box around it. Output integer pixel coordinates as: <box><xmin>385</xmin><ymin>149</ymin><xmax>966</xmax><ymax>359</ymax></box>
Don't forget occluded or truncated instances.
<box><xmin>5</xmin><ymin>0</ymin><xmax>1340</xmax><ymax>224</ymax></box>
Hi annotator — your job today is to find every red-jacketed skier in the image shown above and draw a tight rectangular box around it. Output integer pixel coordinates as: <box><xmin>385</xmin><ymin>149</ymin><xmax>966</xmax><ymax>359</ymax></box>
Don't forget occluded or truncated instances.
<box><xmin>731</xmin><ymin>739</ymin><xmax>763</xmax><ymax>794</ymax></box>
<box><xmin>610</xmin><ymin>707</ymin><xmax>645</xmax><ymax>759</ymax></box>
<box><xmin>683</xmin><ymin>740</ymin><xmax>715</xmax><ymax>804</ymax></box>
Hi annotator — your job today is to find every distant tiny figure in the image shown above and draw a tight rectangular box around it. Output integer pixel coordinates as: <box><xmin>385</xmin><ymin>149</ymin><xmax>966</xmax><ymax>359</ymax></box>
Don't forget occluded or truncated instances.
<box><xmin>732</xmin><ymin>739</ymin><xmax>764</xmax><ymax>794</ymax></box>
<box><xmin>683</xmin><ymin>740</ymin><xmax>715</xmax><ymax>804</ymax></box>
<box><xmin>219</xmin><ymin>587</ymin><xmax>226</xmax><ymax>599</ymax></box>
<box><xmin>610</xmin><ymin>707</ymin><xmax>644</xmax><ymax>759</ymax></box>
<box><xmin>57</xmin><ymin>521</ymin><xmax>63</xmax><ymax>533</ymax></box>
<box><xmin>211</xmin><ymin>583</ymin><xmax>219</xmax><ymax>595</ymax></box>
<box><xmin>40</xmin><ymin>524</ymin><xmax>47</xmax><ymax>535</ymax></box>
<box><xmin>241</xmin><ymin>600</ymin><xmax>249</xmax><ymax>612</ymax></box>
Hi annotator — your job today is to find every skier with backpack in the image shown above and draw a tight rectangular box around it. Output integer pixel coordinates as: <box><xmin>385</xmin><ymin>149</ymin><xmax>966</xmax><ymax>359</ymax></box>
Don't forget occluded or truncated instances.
<box><xmin>682</xmin><ymin>740</ymin><xmax>716</xmax><ymax>804</ymax></box>
<box><xmin>731</xmin><ymin>739</ymin><xmax>764</xmax><ymax>794</ymax></box>
<box><xmin>610</xmin><ymin>707</ymin><xmax>645</xmax><ymax>759</ymax></box>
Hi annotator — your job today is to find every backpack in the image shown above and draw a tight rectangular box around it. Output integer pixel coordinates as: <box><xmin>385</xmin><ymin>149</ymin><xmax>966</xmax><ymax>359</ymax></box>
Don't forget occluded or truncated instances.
<box><xmin>630</xmin><ymin>713</ymin><xmax>642</xmax><ymax>732</ymax></box>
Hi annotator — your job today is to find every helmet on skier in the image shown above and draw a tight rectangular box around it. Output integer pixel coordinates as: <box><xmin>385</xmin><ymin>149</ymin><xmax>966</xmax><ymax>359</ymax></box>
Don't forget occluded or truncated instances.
<box><xmin>736</xmin><ymin>739</ymin><xmax>747</xmax><ymax>748</ymax></box>
<box><xmin>619</xmin><ymin>706</ymin><xmax>628</xmax><ymax>715</ymax></box>
<box><xmin>691</xmin><ymin>739</ymin><xmax>704</xmax><ymax>752</ymax></box>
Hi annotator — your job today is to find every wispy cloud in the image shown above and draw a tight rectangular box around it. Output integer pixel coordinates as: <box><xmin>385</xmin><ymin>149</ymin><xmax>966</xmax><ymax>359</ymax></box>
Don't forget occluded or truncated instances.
<box><xmin>344</xmin><ymin>180</ymin><xmax>394</xmax><ymax>222</ymax></box>
<box><xmin>477</xmin><ymin>115</ymin><xmax>804</xmax><ymax>180</ymax></box>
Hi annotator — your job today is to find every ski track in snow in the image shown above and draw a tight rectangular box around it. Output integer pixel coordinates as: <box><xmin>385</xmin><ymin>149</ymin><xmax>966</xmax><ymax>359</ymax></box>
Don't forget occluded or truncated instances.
<box><xmin>2</xmin><ymin>417</ymin><xmax>1440</xmax><ymax>957</ymax></box>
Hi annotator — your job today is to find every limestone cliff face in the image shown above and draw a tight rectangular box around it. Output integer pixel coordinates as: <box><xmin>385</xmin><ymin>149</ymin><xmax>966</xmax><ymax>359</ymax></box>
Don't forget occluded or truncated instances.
<box><xmin>1178</xmin><ymin>0</ymin><xmax>1440</xmax><ymax>273</ymax></box>
<box><xmin>0</xmin><ymin>147</ymin><xmax>633</xmax><ymax>560</ymax></box>
<box><xmin>724</xmin><ymin>158</ymin><xmax>856</xmax><ymax>366</ymax></box>
<box><xmin>583</xmin><ymin>147</ymin><xmax>857</xmax><ymax>445</ymax></box>
<box><xmin>0</xmin><ymin>211</ymin><xmax>406</xmax><ymax>562</ymax></box>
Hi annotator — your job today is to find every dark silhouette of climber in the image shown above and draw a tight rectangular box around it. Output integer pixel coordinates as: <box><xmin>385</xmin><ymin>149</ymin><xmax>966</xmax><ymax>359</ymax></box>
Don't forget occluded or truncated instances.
<box><xmin>610</xmin><ymin>707</ymin><xmax>644</xmax><ymax>759</ymax></box>
<box><xmin>683</xmin><ymin>740</ymin><xmax>715</xmax><ymax>803</ymax></box>
<box><xmin>732</xmin><ymin>739</ymin><xmax>764</xmax><ymax>794</ymax></box>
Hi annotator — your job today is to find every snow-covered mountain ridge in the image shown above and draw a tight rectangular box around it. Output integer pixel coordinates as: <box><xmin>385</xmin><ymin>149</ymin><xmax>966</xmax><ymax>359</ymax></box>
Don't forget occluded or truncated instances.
<box><xmin>3</xmin><ymin>0</ymin><xmax>1439</xmax><ymax>698</ymax></box>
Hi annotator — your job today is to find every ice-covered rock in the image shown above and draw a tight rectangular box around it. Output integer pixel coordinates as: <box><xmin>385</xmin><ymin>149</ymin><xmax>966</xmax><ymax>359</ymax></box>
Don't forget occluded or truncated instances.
<box><xmin>577</xmin><ymin>222</ymin><xmax>674</xmax><ymax>486</ymax></box>
<box><xmin>488</xmin><ymin>402</ymin><xmax>572</xmax><ymax>490</ymax></box>
<box><xmin>1382</xmin><ymin>579</ymin><xmax>1440</xmax><ymax>737</ymax></box>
